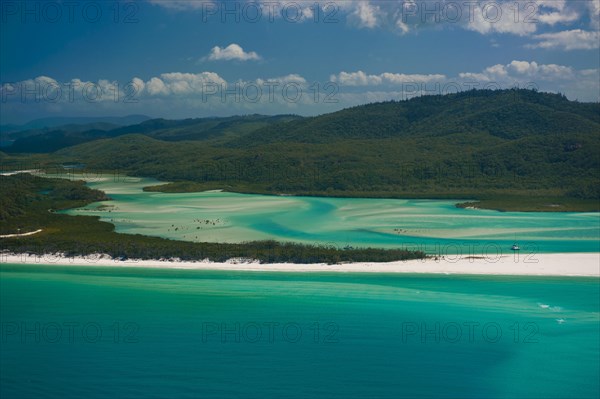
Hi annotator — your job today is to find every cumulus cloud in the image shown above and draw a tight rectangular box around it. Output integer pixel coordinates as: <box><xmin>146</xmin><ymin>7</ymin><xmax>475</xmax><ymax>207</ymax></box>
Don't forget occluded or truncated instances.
<box><xmin>459</xmin><ymin>60</ymin><xmax>575</xmax><ymax>82</ymax></box>
<box><xmin>0</xmin><ymin>76</ymin><xmax>125</xmax><ymax>103</ymax></box>
<box><xmin>3</xmin><ymin>62</ymin><xmax>598</xmax><ymax>123</ymax></box>
<box><xmin>328</xmin><ymin>61</ymin><xmax>596</xmax><ymax>101</ymax></box>
<box><xmin>33</xmin><ymin>76</ymin><xmax>59</xmax><ymax>86</ymax></box>
<box><xmin>130</xmin><ymin>77</ymin><xmax>145</xmax><ymax>93</ymax></box>
<box><xmin>331</xmin><ymin>71</ymin><xmax>382</xmax><ymax>86</ymax></box>
<box><xmin>255</xmin><ymin>74</ymin><xmax>307</xmax><ymax>86</ymax></box>
<box><xmin>1</xmin><ymin>72</ymin><xmax>311</xmax><ymax>103</ymax></box>
<box><xmin>381</xmin><ymin>72</ymin><xmax>447</xmax><ymax>84</ymax></box>
<box><xmin>145</xmin><ymin>77</ymin><xmax>169</xmax><ymax>96</ymax></box>
<box><xmin>527</xmin><ymin>29</ymin><xmax>600</xmax><ymax>50</ymax></box>
<box><xmin>157</xmin><ymin>72</ymin><xmax>227</xmax><ymax>94</ymax></box>
<box><xmin>508</xmin><ymin>60</ymin><xmax>573</xmax><ymax>78</ymax></box>
<box><xmin>1</xmin><ymin>72</ymin><xmax>231</xmax><ymax>102</ymax></box>
<box><xmin>205</xmin><ymin>44</ymin><xmax>261</xmax><ymax>62</ymax></box>
<box><xmin>328</xmin><ymin>61</ymin><xmax>598</xmax><ymax>103</ymax></box>
<box><xmin>330</xmin><ymin>70</ymin><xmax>446</xmax><ymax>86</ymax></box>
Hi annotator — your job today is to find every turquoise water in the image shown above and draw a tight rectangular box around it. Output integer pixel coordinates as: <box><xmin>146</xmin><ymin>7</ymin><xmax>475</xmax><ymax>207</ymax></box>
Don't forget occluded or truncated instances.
<box><xmin>1</xmin><ymin>264</ymin><xmax>598</xmax><ymax>398</ymax></box>
<box><xmin>63</xmin><ymin>176</ymin><xmax>600</xmax><ymax>254</ymax></box>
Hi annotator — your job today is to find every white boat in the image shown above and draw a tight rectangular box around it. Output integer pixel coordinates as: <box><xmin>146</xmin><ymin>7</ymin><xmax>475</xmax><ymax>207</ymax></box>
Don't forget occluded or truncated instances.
<box><xmin>511</xmin><ymin>244</ymin><xmax>520</xmax><ymax>251</ymax></box>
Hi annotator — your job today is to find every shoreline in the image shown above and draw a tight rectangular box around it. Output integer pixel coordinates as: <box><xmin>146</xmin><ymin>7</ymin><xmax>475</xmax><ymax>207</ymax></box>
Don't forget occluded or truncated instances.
<box><xmin>1</xmin><ymin>253</ymin><xmax>598</xmax><ymax>277</ymax></box>
<box><xmin>0</xmin><ymin>229</ymin><xmax>43</xmax><ymax>238</ymax></box>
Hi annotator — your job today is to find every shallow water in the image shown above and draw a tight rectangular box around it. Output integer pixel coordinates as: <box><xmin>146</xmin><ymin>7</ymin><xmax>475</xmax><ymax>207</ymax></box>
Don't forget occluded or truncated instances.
<box><xmin>1</xmin><ymin>264</ymin><xmax>598</xmax><ymax>398</ymax></box>
<box><xmin>62</xmin><ymin>176</ymin><xmax>600</xmax><ymax>254</ymax></box>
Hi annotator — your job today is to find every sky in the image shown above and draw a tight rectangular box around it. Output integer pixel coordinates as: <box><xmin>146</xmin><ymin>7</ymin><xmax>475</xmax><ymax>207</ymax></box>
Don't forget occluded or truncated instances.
<box><xmin>1</xmin><ymin>0</ymin><xmax>599</xmax><ymax>124</ymax></box>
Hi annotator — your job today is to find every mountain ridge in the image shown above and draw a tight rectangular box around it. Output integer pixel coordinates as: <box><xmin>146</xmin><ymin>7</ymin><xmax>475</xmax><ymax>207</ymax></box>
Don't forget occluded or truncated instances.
<box><xmin>0</xmin><ymin>114</ymin><xmax>152</xmax><ymax>133</ymax></box>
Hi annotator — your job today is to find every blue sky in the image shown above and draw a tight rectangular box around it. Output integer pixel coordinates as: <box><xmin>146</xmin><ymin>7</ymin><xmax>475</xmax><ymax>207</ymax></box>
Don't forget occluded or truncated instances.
<box><xmin>1</xmin><ymin>0</ymin><xmax>599</xmax><ymax>123</ymax></box>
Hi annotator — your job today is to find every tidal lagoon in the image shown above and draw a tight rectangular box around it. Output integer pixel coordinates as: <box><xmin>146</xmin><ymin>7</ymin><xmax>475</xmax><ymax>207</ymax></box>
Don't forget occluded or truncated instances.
<box><xmin>63</xmin><ymin>177</ymin><xmax>600</xmax><ymax>254</ymax></box>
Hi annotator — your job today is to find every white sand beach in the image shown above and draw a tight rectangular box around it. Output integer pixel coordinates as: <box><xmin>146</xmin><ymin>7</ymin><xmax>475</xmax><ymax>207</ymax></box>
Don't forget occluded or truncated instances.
<box><xmin>1</xmin><ymin>252</ymin><xmax>598</xmax><ymax>276</ymax></box>
<box><xmin>0</xmin><ymin>229</ymin><xmax>43</xmax><ymax>238</ymax></box>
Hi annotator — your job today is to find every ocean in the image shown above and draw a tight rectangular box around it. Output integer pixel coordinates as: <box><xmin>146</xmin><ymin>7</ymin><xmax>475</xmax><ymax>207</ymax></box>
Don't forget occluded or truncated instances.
<box><xmin>1</xmin><ymin>264</ymin><xmax>598</xmax><ymax>398</ymax></box>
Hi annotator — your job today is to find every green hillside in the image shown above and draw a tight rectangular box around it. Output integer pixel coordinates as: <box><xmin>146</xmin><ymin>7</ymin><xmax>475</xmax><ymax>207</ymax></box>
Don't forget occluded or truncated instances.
<box><xmin>3</xmin><ymin>89</ymin><xmax>599</xmax><ymax>211</ymax></box>
<box><xmin>228</xmin><ymin>89</ymin><xmax>599</xmax><ymax>145</ymax></box>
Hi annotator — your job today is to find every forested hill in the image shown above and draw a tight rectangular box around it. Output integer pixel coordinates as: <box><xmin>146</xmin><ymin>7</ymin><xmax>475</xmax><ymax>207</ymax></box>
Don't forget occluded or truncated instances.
<box><xmin>3</xmin><ymin>114</ymin><xmax>301</xmax><ymax>153</ymax></box>
<box><xmin>2</xmin><ymin>89</ymin><xmax>599</xmax><ymax>210</ymax></box>
<box><xmin>228</xmin><ymin>89</ymin><xmax>599</xmax><ymax>146</ymax></box>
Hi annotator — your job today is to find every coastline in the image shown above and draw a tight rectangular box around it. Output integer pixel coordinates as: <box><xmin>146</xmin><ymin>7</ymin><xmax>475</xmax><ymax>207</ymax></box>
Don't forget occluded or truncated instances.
<box><xmin>1</xmin><ymin>252</ymin><xmax>598</xmax><ymax>277</ymax></box>
<box><xmin>0</xmin><ymin>229</ymin><xmax>43</xmax><ymax>238</ymax></box>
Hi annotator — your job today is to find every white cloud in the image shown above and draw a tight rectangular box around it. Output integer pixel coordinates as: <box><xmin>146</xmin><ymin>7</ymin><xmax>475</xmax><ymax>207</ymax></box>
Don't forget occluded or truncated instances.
<box><xmin>341</xmin><ymin>0</ymin><xmax>414</xmax><ymax>34</ymax></box>
<box><xmin>33</xmin><ymin>76</ymin><xmax>59</xmax><ymax>86</ymax></box>
<box><xmin>162</xmin><ymin>72</ymin><xmax>226</xmax><ymax>89</ymax></box>
<box><xmin>206</xmin><ymin>43</ymin><xmax>261</xmax><ymax>62</ymax></box>
<box><xmin>459</xmin><ymin>60</ymin><xmax>575</xmax><ymax>83</ymax></box>
<box><xmin>527</xmin><ymin>29</ymin><xmax>600</xmax><ymax>50</ymax></box>
<box><xmin>145</xmin><ymin>77</ymin><xmax>169</xmax><ymax>96</ymax></box>
<box><xmin>537</xmin><ymin>11</ymin><xmax>579</xmax><ymax>26</ymax></box>
<box><xmin>331</xmin><ymin>71</ymin><xmax>382</xmax><ymax>86</ymax></box>
<box><xmin>0</xmin><ymin>76</ymin><xmax>127</xmax><ymax>103</ymax></box>
<box><xmin>143</xmin><ymin>72</ymin><xmax>227</xmax><ymax>96</ymax></box>
<box><xmin>348</xmin><ymin>1</ymin><xmax>381</xmax><ymax>29</ymax></box>
<box><xmin>2</xmin><ymin>63</ymin><xmax>599</xmax><ymax>124</ymax></box>
<box><xmin>381</xmin><ymin>72</ymin><xmax>446</xmax><ymax>84</ymax></box>
<box><xmin>330</xmin><ymin>60</ymin><xmax>598</xmax><ymax>103</ymax></box>
<box><xmin>333</xmin><ymin>62</ymin><xmax>578</xmax><ymax>93</ymax></box>
<box><xmin>466</xmin><ymin>2</ymin><xmax>537</xmax><ymax>36</ymax></box>
<box><xmin>330</xmin><ymin>70</ymin><xmax>446</xmax><ymax>86</ymax></box>
<box><xmin>507</xmin><ymin>60</ymin><xmax>573</xmax><ymax>78</ymax></box>
<box><xmin>394</xmin><ymin>18</ymin><xmax>410</xmax><ymax>35</ymax></box>
<box><xmin>131</xmin><ymin>77</ymin><xmax>145</xmax><ymax>93</ymax></box>
<box><xmin>147</xmin><ymin>0</ymin><xmax>599</xmax><ymax>43</ymax></box>
<box><xmin>255</xmin><ymin>74</ymin><xmax>307</xmax><ymax>86</ymax></box>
